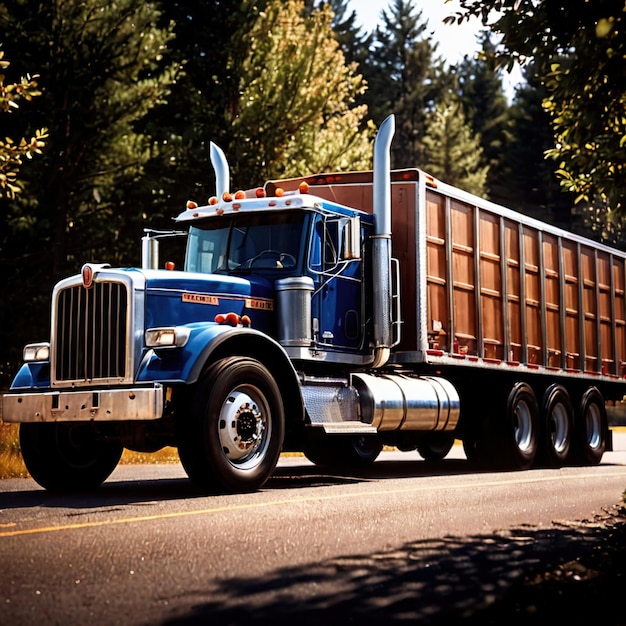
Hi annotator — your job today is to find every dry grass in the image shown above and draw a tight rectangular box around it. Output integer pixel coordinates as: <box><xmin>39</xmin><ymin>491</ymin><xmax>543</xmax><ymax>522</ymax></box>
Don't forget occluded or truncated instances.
<box><xmin>0</xmin><ymin>422</ymin><xmax>28</xmax><ymax>478</ymax></box>
<box><xmin>120</xmin><ymin>447</ymin><xmax>181</xmax><ymax>465</ymax></box>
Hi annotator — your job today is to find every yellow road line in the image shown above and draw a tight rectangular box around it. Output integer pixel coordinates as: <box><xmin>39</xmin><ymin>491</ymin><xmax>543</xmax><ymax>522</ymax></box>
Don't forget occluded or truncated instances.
<box><xmin>3</xmin><ymin>469</ymin><xmax>626</xmax><ymax>538</ymax></box>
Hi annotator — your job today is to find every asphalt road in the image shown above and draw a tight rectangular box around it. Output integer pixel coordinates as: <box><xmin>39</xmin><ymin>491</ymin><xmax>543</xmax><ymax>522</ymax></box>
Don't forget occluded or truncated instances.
<box><xmin>2</xmin><ymin>434</ymin><xmax>626</xmax><ymax>625</ymax></box>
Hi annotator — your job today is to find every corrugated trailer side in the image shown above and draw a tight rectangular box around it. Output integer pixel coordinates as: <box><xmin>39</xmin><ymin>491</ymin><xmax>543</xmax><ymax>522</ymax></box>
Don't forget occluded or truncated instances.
<box><xmin>400</xmin><ymin>172</ymin><xmax>626</xmax><ymax>384</ymax></box>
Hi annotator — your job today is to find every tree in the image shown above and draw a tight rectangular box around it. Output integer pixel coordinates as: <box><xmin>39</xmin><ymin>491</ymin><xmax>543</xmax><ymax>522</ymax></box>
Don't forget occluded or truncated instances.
<box><xmin>455</xmin><ymin>31</ymin><xmax>512</xmax><ymax>203</ymax></box>
<box><xmin>422</xmin><ymin>94</ymin><xmax>488</xmax><ymax>195</ymax></box>
<box><xmin>362</xmin><ymin>0</ymin><xmax>446</xmax><ymax>168</ymax></box>
<box><xmin>227</xmin><ymin>0</ymin><xmax>372</xmax><ymax>185</ymax></box>
<box><xmin>0</xmin><ymin>0</ymin><xmax>178</xmax><ymax>376</ymax></box>
<box><xmin>0</xmin><ymin>51</ymin><xmax>47</xmax><ymax>198</ymax></box>
<box><xmin>452</xmin><ymin>0</ymin><xmax>626</xmax><ymax>222</ymax></box>
<box><xmin>500</xmin><ymin>64</ymin><xmax>577</xmax><ymax>229</ymax></box>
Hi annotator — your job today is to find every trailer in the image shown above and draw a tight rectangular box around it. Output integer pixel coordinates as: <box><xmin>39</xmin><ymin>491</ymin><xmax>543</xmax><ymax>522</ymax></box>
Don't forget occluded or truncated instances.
<box><xmin>2</xmin><ymin>115</ymin><xmax>622</xmax><ymax>492</ymax></box>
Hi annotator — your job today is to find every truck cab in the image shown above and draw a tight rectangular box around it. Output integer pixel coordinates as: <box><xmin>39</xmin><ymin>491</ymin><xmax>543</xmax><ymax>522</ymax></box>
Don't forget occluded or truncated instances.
<box><xmin>176</xmin><ymin>193</ymin><xmax>376</xmax><ymax>362</ymax></box>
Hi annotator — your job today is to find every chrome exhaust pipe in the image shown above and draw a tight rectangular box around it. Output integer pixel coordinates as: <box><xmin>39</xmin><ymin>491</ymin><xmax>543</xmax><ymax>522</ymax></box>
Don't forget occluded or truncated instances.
<box><xmin>210</xmin><ymin>141</ymin><xmax>230</xmax><ymax>198</ymax></box>
<box><xmin>371</xmin><ymin>114</ymin><xmax>395</xmax><ymax>368</ymax></box>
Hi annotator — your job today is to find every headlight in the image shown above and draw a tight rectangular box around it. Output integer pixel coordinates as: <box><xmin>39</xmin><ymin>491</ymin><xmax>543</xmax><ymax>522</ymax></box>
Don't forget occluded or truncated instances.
<box><xmin>23</xmin><ymin>342</ymin><xmax>50</xmax><ymax>362</ymax></box>
<box><xmin>145</xmin><ymin>327</ymin><xmax>191</xmax><ymax>348</ymax></box>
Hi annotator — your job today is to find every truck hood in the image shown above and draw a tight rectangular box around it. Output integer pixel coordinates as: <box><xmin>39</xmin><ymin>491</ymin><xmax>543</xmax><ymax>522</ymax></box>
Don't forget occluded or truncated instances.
<box><xmin>137</xmin><ymin>269</ymin><xmax>276</xmax><ymax>329</ymax></box>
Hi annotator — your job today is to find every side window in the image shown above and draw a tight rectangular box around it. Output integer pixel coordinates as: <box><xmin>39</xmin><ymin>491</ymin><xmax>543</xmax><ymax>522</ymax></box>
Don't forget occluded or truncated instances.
<box><xmin>324</xmin><ymin>220</ymin><xmax>340</xmax><ymax>270</ymax></box>
<box><xmin>309</xmin><ymin>216</ymin><xmax>346</xmax><ymax>273</ymax></box>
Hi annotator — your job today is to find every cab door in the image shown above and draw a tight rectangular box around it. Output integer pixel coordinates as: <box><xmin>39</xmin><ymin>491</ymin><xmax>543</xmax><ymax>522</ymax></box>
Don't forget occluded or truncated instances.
<box><xmin>309</xmin><ymin>215</ymin><xmax>365</xmax><ymax>352</ymax></box>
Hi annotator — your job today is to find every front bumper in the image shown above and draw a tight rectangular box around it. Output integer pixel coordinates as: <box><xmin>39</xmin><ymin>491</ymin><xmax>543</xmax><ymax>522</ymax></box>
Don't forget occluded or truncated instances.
<box><xmin>2</xmin><ymin>384</ymin><xmax>164</xmax><ymax>423</ymax></box>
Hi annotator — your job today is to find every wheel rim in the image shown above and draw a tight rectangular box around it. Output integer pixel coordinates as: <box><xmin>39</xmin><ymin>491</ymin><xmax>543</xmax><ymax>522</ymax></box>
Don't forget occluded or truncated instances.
<box><xmin>584</xmin><ymin>403</ymin><xmax>603</xmax><ymax>451</ymax></box>
<box><xmin>550</xmin><ymin>402</ymin><xmax>570</xmax><ymax>454</ymax></box>
<box><xmin>513</xmin><ymin>400</ymin><xmax>533</xmax><ymax>452</ymax></box>
<box><xmin>217</xmin><ymin>385</ymin><xmax>271</xmax><ymax>469</ymax></box>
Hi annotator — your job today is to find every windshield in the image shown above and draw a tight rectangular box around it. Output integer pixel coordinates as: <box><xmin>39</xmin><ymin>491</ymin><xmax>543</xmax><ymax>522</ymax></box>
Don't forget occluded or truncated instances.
<box><xmin>185</xmin><ymin>211</ymin><xmax>307</xmax><ymax>274</ymax></box>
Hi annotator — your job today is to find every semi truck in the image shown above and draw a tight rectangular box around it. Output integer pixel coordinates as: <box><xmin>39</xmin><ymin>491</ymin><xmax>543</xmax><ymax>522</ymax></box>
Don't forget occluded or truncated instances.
<box><xmin>2</xmin><ymin>115</ymin><xmax>622</xmax><ymax>493</ymax></box>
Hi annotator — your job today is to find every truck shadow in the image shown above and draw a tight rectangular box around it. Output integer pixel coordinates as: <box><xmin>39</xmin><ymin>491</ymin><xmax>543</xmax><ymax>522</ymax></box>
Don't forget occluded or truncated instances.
<box><xmin>0</xmin><ymin>456</ymin><xmax>621</xmax><ymax>510</ymax></box>
<box><xmin>159</xmin><ymin>506</ymin><xmax>626</xmax><ymax>625</ymax></box>
<box><xmin>0</xmin><ymin>457</ymin><xmax>487</xmax><ymax>510</ymax></box>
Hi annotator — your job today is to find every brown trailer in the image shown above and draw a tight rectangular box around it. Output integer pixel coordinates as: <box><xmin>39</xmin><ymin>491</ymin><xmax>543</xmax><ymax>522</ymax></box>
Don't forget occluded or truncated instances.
<box><xmin>269</xmin><ymin>168</ymin><xmax>625</xmax><ymax>469</ymax></box>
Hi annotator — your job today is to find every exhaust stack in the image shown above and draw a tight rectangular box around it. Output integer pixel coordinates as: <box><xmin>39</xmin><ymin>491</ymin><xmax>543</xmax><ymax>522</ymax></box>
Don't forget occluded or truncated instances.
<box><xmin>371</xmin><ymin>114</ymin><xmax>396</xmax><ymax>368</ymax></box>
<box><xmin>210</xmin><ymin>141</ymin><xmax>230</xmax><ymax>198</ymax></box>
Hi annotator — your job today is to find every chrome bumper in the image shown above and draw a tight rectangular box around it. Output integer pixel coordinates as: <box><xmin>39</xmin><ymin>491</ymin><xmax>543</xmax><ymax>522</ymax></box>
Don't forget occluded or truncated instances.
<box><xmin>2</xmin><ymin>384</ymin><xmax>164</xmax><ymax>423</ymax></box>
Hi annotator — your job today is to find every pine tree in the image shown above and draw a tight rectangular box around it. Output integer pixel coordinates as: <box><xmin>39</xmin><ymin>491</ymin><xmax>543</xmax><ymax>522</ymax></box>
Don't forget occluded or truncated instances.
<box><xmin>501</xmin><ymin>65</ymin><xmax>575</xmax><ymax>229</ymax></box>
<box><xmin>0</xmin><ymin>0</ymin><xmax>177</xmax><ymax>371</ymax></box>
<box><xmin>455</xmin><ymin>32</ymin><xmax>513</xmax><ymax>203</ymax></box>
<box><xmin>361</xmin><ymin>0</ymin><xmax>446</xmax><ymax>168</ymax></box>
<box><xmin>422</xmin><ymin>95</ymin><xmax>488</xmax><ymax>196</ymax></box>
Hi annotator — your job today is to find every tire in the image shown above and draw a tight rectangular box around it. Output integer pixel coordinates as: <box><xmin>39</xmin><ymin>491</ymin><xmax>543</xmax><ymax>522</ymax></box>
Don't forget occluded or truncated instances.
<box><xmin>461</xmin><ymin>409</ymin><xmax>498</xmax><ymax>468</ymax></box>
<box><xmin>573</xmin><ymin>387</ymin><xmax>607</xmax><ymax>466</ymax></box>
<box><xmin>178</xmin><ymin>357</ymin><xmax>285</xmax><ymax>493</ymax></box>
<box><xmin>303</xmin><ymin>434</ymin><xmax>382</xmax><ymax>468</ymax></box>
<box><xmin>345</xmin><ymin>435</ymin><xmax>383</xmax><ymax>465</ymax></box>
<box><xmin>417</xmin><ymin>432</ymin><xmax>455</xmax><ymax>462</ymax></box>
<box><xmin>539</xmin><ymin>384</ymin><xmax>574</xmax><ymax>467</ymax></box>
<box><xmin>494</xmin><ymin>382</ymin><xmax>539</xmax><ymax>470</ymax></box>
<box><xmin>19</xmin><ymin>422</ymin><xmax>122</xmax><ymax>492</ymax></box>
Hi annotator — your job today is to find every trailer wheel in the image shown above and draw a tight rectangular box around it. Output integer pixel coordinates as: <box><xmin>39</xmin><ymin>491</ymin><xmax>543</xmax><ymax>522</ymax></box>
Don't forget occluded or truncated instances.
<box><xmin>573</xmin><ymin>387</ymin><xmax>607</xmax><ymax>466</ymax></box>
<box><xmin>495</xmin><ymin>382</ymin><xmax>539</xmax><ymax>470</ymax></box>
<box><xmin>178</xmin><ymin>357</ymin><xmax>284</xmax><ymax>493</ymax></box>
<box><xmin>19</xmin><ymin>422</ymin><xmax>122</xmax><ymax>492</ymax></box>
<box><xmin>417</xmin><ymin>432</ymin><xmax>455</xmax><ymax>462</ymax></box>
<box><xmin>539</xmin><ymin>384</ymin><xmax>573</xmax><ymax>467</ymax></box>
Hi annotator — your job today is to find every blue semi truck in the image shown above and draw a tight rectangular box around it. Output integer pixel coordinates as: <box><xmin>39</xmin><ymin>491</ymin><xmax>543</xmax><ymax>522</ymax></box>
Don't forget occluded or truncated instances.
<box><xmin>2</xmin><ymin>115</ymin><xmax>621</xmax><ymax>492</ymax></box>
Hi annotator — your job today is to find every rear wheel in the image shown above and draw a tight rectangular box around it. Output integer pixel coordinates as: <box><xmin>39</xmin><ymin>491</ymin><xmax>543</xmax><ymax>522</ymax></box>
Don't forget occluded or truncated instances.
<box><xmin>303</xmin><ymin>433</ymin><xmax>382</xmax><ymax>468</ymax></box>
<box><xmin>493</xmin><ymin>382</ymin><xmax>539</xmax><ymax>470</ymax></box>
<box><xmin>417</xmin><ymin>432</ymin><xmax>455</xmax><ymax>462</ymax></box>
<box><xmin>178</xmin><ymin>357</ymin><xmax>285</xmax><ymax>493</ymax></box>
<box><xmin>573</xmin><ymin>387</ymin><xmax>607</xmax><ymax>466</ymax></box>
<box><xmin>19</xmin><ymin>422</ymin><xmax>122</xmax><ymax>492</ymax></box>
<box><xmin>539</xmin><ymin>384</ymin><xmax>573</xmax><ymax>467</ymax></box>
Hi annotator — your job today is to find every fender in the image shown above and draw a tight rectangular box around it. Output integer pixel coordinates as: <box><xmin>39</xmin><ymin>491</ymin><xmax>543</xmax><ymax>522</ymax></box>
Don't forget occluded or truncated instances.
<box><xmin>9</xmin><ymin>362</ymin><xmax>50</xmax><ymax>390</ymax></box>
<box><xmin>137</xmin><ymin>322</ymin><xmax>300</xmax><ymax>386</ymax></box>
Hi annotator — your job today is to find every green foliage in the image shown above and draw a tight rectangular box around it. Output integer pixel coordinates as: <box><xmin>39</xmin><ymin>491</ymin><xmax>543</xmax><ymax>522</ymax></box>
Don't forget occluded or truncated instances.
<box><xmin>361</xmin><ymin>0</ymin><xmax>447</xmax><ymax>168</ymax></box>
<box><xmin>453</xmin><ymin>0</ymin><xmax>626</xmax><ymax>225</ymax></box>
<box><xmin>0</xmin><ymin>51</ymin><xmax>47</xmax><ymax>197</ymax></box>
<box><xmin>0</xmin><ymin>0</ymin><xmax>179</xmax><ymax>371</ymax></box>
<box><xmin>423</xmin><ymin>94</ymin><xmax>489</xmax><ymax>195</ymax></box>
<box><xmin>228</xmin><ymin>0</ymin><xmax>372</xmax><ymax>185</ymax></box>
<box><xmin>455</xmin><ymin>32</ymin><xmax>512</xmax><ymax>202</ymax></box>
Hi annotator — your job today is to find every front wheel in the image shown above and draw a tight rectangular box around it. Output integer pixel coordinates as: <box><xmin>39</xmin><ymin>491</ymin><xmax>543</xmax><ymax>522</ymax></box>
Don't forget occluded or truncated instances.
<box><xmin>19</xmin><ymin>422</ymin><xmax>122</xmax><ymax>492</ymax></box>
<box><xmin>178</xmin><ymin>357</ymin><xmax>285</xmax><ymax>493</ymax></box>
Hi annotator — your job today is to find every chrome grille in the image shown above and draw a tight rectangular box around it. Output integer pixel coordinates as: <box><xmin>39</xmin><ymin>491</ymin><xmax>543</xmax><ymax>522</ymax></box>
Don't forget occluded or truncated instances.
<box><xmin>54</xmin><ymin>281</ymin><xmax>129</xmax><ymax>383</ymax></box>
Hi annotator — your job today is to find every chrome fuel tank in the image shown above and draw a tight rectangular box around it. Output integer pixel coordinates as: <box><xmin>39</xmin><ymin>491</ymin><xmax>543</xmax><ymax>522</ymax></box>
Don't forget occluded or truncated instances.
<box><xmin>352</xmin><ymin>373</ymin><xmax>460</xmax><ymax>432</ymax></box>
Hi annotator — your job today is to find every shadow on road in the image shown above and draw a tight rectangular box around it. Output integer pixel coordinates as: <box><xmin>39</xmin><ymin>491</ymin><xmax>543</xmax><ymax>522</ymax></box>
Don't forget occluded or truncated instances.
<box><xmin>159</xmin><ymin>505</ymin><xmax>626</xmax><ymax>625</ymax></box>
<box><xmin>0</xmin><ymin>457</ymin><xmax>492</xmax><ymax>510</ymax></box>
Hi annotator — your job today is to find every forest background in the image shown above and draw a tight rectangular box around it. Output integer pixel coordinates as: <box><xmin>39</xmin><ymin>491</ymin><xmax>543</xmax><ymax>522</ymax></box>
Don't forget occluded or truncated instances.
<box><xmin>1</xmin><ymin>0</ymin><xmax>625</xmax><ymax>388</ymax></box>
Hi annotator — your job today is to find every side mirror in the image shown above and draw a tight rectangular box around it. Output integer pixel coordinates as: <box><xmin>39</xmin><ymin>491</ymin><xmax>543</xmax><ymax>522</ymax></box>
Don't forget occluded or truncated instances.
<box><xmin>343</xmin><ymin>216</ymin><xmax>361</xmax><ymax>260</ymax></box>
